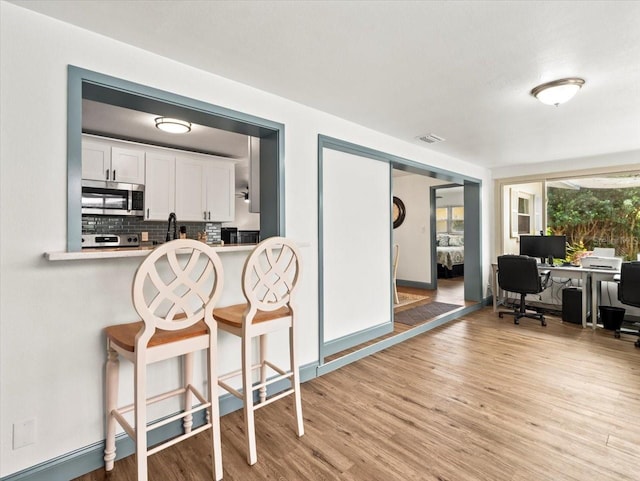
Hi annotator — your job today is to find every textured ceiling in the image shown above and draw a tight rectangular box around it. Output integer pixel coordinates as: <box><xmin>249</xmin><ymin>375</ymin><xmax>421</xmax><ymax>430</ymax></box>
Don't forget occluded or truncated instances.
<box><xmin>11</xmin><ymin>0</ymin><xmax>640</xmax><ymax>169</ymax></box>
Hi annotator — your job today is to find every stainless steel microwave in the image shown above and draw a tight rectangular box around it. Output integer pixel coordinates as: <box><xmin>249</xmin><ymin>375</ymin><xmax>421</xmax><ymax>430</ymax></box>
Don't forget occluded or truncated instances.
<box><xmin>81</xmin><ymin>180</ymin><xmax>144</xmax><ymax>216</ymax></box>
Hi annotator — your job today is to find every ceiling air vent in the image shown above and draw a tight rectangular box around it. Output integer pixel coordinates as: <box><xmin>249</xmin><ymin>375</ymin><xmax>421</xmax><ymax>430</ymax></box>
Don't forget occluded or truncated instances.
<box><xmin>417</xmin><ymin>133</ymin><xmax>445</xmax><ymax>144</ymax></box>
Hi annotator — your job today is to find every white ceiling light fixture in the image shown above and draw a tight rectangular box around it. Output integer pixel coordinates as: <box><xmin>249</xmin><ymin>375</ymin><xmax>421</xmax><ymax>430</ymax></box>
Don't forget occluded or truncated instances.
<box><xmin>530</xmin><ymin>78</ymin><xmax>585</xmax><ymax>106</ymax></box>
<box><xmin>154</xmin><ymin>117</ymin><xmax>192</xmax><ymax>134</ymax></box>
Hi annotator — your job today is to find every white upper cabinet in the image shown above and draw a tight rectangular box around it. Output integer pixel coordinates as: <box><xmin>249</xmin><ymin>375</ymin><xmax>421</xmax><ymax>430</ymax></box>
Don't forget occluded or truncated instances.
<box><xmin>175</xmin><ymin>156</ymin><xmax>207</xmax><ymax>222</ymax></box>
<box><xmin>175</xmin><ymin>155</ymin><xmax>235</xmax><ymax>222</ymax></box>
<box><xmin>145</xmin><ymin>151</ymin><xmax>176</xmax><ymax>221</ymax></box>
<box><xmin>110</xmin><ymin>146</ymin><xmax>145</xmax><ymax>184</ymax></box>
<box><xmin>81</xmin><ymin>137</ymin><xmax>110</xmax><ymax>181</ymax></box>
<box><xmin>204</xmin><ymin>160</ymin><xmax>235</xmax><ymax>222</ymax></box>
<box><xmin>81</xmin><ymin>135</ymin><xmax>145</xmax><ymax>184</ymax></box>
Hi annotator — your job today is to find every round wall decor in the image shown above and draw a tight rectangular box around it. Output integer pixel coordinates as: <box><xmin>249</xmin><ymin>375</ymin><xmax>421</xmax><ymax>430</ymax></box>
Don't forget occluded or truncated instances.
<box><xmin>392</xmin><ymin>196</ymin><xmax>406</xmax><ymax>229</ymax></box>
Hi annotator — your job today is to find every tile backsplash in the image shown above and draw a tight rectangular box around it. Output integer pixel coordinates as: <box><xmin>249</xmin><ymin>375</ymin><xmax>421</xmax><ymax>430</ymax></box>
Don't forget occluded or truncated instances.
<box><xmin>82</xmin><ymin>216</ymin><xmax>221</xmax><ymax>244</ymax></box>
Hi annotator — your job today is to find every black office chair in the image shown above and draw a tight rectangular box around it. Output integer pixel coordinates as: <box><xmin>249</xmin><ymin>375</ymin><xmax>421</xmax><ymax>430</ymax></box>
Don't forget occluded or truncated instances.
<box><xmin>617</xmin><ymin>261</ymin><xmax>640</xmax><ymax>348</ymax></box>
<box><xmin>497</xmin><ymin>255</ymin><xmax>551</xmax><ymax>326</ymax></box>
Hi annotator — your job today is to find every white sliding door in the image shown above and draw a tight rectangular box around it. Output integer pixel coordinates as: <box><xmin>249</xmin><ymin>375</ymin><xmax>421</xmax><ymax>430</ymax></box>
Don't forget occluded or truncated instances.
<box><xmin>322</xmin><ymin>148</ymin><xmax>391</xmax><ymax>347</ymax></box>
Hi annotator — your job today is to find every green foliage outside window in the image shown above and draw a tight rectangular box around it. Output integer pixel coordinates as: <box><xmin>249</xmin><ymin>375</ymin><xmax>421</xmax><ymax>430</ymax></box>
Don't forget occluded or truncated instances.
<box><xmin>547</xmin><ymin>186</ymin><xmax>640</xmax><ymax>260</ymax></box>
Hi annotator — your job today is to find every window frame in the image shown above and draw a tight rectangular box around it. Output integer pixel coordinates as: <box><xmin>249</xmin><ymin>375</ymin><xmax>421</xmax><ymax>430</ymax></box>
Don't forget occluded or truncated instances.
<box><xmin>436</xmin><ymin>205</ymin><xmax>464</xmax><ymax>234</ymax></box>
<box><xmin>496</xmin><ymin>165</ymin><xmax>640</xmax><ymax>258</ymax></box>
<box><xmin>510</xmin><ymin>190</ymin><xmax>534</xmax><ymax>238</ymax></box>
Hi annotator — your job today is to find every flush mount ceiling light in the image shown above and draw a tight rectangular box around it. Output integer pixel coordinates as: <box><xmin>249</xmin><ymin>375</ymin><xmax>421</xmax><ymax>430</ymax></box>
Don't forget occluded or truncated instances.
<box><xmin>154</xmin><ymin>117</ymin><xmax>191</xmax><ymax>134</ymax></box>
<box><xmin>530</xmin><ymin>78</ymin><xmax>585</xmax><ymax>106</ymax></box>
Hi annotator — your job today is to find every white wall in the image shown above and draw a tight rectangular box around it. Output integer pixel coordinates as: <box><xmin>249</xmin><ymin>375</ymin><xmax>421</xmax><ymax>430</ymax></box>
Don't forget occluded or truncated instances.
<box><xmin>0</xmin><ymin>2</ymin><xmax>492</xmax><ymax>476</ymax></box>
<box><xmin>223</xmin><ymin>195</ymin><xmax>261</xmax><ymax>231</ymax></box>
<box><xmin>322</xmin><ymin>150</ymin><xmax>391</xmax><ymax>342</ymax></box>
<box><xmin>393</xmin><ymin>174</ymin><xmax>443</xmax><ymax>283</ymax></box>
<box><xmin>435</xmin><ymin>186</ymin><xmax>463</xmax><ymax>208</ymax></box>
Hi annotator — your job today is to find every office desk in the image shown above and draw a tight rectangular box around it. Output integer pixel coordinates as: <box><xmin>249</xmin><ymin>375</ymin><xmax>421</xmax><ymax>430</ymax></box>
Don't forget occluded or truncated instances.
<box><xmin>492</xmin><ymin>264</ymin><xmax>591</xmax><ymax>328</ymax></box>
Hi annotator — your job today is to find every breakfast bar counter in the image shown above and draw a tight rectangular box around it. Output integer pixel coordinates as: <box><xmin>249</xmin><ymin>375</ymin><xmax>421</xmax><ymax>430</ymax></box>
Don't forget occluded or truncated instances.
<box><xmin>44</xmin><ymin>244</ymin><xmax>258</xmax><ymax>261</ymax></box>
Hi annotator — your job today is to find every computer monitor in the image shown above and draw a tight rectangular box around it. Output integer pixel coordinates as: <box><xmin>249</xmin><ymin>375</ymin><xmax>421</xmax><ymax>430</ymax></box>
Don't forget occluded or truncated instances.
<box><xmin>519</xmin><ymin>235</ymin><xmax>567</xmax><ymax>264</ymax></box>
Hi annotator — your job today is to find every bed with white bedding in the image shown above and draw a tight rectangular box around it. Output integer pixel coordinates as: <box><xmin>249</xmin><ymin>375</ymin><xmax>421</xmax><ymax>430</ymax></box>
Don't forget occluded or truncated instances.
<box><xmin>436</xmin><ymin>234</ymin><xmax>464</xmax><ymax>271</ymax></box>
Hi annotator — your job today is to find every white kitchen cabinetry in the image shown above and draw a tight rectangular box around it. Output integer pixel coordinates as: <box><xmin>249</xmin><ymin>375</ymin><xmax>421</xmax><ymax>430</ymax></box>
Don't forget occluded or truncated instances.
<box><xmin>110</xmin><ymin>146</ymin><xmax>145</xmax><ymax>184</ymax></box>
<box><xmin>82</xmin><ymin>135</ymin><xmax>235</xmax><ymax>223</ymax></box>
<box><xmin>204</xmin><ymin>160</ymin><xmax>235</xmax><ymax>222</ymax></box>
<box><xmin>81</xmin><ymin>138</ymin><xmax>110</xmax><ymax>181</ymax></box>
<box><xmin>175</xmin><ymin>157</ymin><xmax>207</xmax><ymax>221</ymax></box>
<box><xmin>175</xmin><ymin>156</ymin><xmax>235</xmax><ymax>222</ymax></box>
<box><xmin>81</xmin><ymin>135</ymin><xmax>145</xmax><ymax>184</ymax></box>
<box><xmin>144</xmin><ymin>151</ymin><xmax>176</xmax><ymax>221</ymax></box>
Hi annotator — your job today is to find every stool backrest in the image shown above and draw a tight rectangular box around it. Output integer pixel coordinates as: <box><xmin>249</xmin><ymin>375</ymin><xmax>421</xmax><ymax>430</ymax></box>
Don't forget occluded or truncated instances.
<box><xmin>242</xmin><ymin>237</ymin><xmax>301</xmax><ymax>312</ymax></box>
<box><xmin>133</xmin><ymin>239</ymin><xmax>224</xmax><ymax>332</ymax></box>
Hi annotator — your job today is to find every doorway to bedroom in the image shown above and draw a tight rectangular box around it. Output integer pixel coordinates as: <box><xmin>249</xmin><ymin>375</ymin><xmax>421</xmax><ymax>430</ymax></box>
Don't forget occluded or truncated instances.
<box><xmin>391</xmin><ymin>172</ymin><xmax>466</xmax><ymax>324</ymax></box>
<box><xmin>435</xmin><ymin>185</ymin><xmax>465</xmax><ymax>281</ymax></box>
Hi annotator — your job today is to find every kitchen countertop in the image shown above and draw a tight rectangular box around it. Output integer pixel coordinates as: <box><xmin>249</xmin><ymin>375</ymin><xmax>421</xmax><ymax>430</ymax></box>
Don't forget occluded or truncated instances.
<box><xmin>44</xmin><ymin>243</ymin><xmax>259</xmax><ymax>261</ymax></box>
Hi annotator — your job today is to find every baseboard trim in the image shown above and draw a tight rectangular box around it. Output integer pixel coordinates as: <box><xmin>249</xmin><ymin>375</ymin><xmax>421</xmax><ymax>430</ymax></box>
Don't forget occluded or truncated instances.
<box><xmin>1</xmin><ymin>362</ymin><xmax>318</xmax><ymax>481</ymax></box>
<box><xmin>396</xmin><ymin>279</ymin><xmax>434</xmax><ymax>290</ymax></box>
<box><xmin>321</xmin><ymin>321</ymin><xmax>394</xmax><ymax>357</ymax></box>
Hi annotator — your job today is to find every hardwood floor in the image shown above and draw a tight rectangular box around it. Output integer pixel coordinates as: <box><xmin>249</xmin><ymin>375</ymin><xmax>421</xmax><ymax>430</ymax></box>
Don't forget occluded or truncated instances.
<box><xmin>75</xmin><ymin>307</ymin><xmax>640</xmax><ymax>481</ymax></box>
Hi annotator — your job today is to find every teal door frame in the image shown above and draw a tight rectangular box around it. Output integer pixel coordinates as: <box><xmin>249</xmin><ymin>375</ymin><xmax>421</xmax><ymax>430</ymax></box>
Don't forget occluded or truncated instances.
<box><xmin>318</xmin><ymin>135</ymin><xmax>483</xmax><ymax>368</ymax></box>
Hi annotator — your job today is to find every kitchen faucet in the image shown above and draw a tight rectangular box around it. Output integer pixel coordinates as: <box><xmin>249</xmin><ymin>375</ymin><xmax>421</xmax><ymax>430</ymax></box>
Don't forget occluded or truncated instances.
<box><xmin>166</xmin><ymin>212</ymin><xmax>178</xmax><ymax>242</ymax></box>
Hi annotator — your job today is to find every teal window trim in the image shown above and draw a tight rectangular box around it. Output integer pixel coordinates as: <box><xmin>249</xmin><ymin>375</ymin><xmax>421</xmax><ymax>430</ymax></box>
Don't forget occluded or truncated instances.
<box><xmin>67</xmin><ymin>65</ymin><xmax>285</xmax><ymax>251</ymax></box>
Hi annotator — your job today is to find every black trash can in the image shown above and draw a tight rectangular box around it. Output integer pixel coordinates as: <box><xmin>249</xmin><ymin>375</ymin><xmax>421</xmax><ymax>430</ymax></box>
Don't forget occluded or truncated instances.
<box><xmin>599</xmin><ymin>306</ymin><xmax>625</xmax><ymax>330</ymax></box>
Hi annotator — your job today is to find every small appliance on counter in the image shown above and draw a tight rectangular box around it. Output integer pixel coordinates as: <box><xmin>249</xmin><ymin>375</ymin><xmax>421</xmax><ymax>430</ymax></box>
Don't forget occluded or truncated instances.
<box><xmin>81</xmin><ymin>233</ymin><xmax>140</xmax><ymax>249</ymax></box>
<box><xmin>237</xmin><ymin>230</ymin><xmax>260</xmax><ymax>244</ymax></box>
<box><xmin>221</xmin><ymin>227</ymin><xmax>237</xmax><ymax>244</ymax></box>
<box><xmin>221</xmin><ymin>227</ymin><xmax>260</xmax><ymax>245</ymax></box>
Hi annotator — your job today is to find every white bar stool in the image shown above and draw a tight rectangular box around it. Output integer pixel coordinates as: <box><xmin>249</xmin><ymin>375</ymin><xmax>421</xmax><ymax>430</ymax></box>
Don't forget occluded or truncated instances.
<box><xmin>213</xmin><ymin>237</ymin><xmax>304</xmax><ymax>465</ymax></box>
<box><xmin>103</xmin><ymin>239</ymin><xmax>224</xmax><ymax>481</ymax></box>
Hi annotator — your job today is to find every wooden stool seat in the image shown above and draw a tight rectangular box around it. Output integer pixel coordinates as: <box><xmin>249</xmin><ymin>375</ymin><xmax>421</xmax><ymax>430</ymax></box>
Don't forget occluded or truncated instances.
<box><xmin>105</xmin><ymin>320</ymin><xmax>209</xmax><ymax>352</ymax></box>
<box><xmin>213</xmin><ymin>304</ymin><xmax>291</xmax><ymax>328</ymax></box>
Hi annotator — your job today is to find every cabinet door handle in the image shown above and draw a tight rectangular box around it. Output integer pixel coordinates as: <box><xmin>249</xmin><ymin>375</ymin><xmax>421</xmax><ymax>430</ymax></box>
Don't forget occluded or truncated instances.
<box><xmin>208</xmin><ymin>211</ymin><xmax>211</xmax><ymax>220</ymax></box>
<box><xmin>113</xmin><ymin>170</ymin><xmax>116</xmax><ymax>181</ymax></box>
<box><xmin>146</xmin><ymin>208</ymin><xmax>149</xmax><ymax>219</ymax></box>
<box><xmin>106</xmin><ymin>169</ymin><xmax>109</xmax><ymax>180</ymax></box>
<box><xmin>204</xmin><ymin>211</ymin><xmax>207</xmax><ymax>220</ymax></box>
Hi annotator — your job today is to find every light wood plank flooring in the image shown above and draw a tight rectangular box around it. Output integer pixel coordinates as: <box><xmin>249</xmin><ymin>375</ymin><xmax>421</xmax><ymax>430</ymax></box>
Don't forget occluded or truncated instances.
<box><xmin>75</xmin><ymin>307</ymin><xmax>640</xmax><ymax>481</ymax></box>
